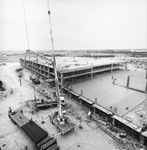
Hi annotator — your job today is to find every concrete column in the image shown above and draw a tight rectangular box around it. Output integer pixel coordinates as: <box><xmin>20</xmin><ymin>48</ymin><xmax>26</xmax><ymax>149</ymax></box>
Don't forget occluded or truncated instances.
<box><xmin>111</xmin><ymin>63</ymin><xmax>113</xmax><ymax>73</ymax></box>
<box><xmin>39</xmin><ymin>64</ymin><xmax>40</xmax><ymax>69</ymax></box>
<box><xmin>125</xmin><ymin>62</ymin><xmax>127</xmax><ymax>70</ymax></box>
<box><xmin>126</xmin><ymin>75</ymin><xmax>130</xmax><ymax>88</ymax></box>
<box><xmin>146</xmin><ymin>69</ymin><xmax>147</xmax><ymax>79</ymax></box>
<box><xmin>81</xmin><ymin>90</ymin><xmax>83</xmax><ymax>96</ymax></box>
<box><xmin>145</xmin><ymin>81</ymin><xmax>147</xmax><ymax>93</ymax></box>
<box><xmin>29</xmin><ymin>61</ymin><xmax>31</xmax><ymax>68</ymax></box>
<box><xmin>36</xmin><ymin>58</ymin><xmax>38</xmax><ymax>63</ymax></box>
<box><xmin>94</xmin><ymin>107</ymin><xmax>96</xmax><ymax>114</ymax></box>
<box><xmin>60</xmin><ymin>85</ymin><xmax>63</xmax><ymax>94</ymax></box>
<box><xmin>140</xmin><ymin>134</ymin><xmax>145</xmax><ymax>146</ymax></box>
<box><xmin>91</xmin><ymin>65</ymin><xmax>93</xmax><ymax>78</ymax></box>
<box><xmin>112</xmin><ymin>118</ymin><xmax>115</xmax><ymax>126</ymax></box>
<box><xmin>61</xmin><ymin>73</ymin><xmax>63</xmax><ymax>85</ymax></box>
<box><xmin>53</xmin><ymin>91</ymin><xmax>56</xmax><ymax>97</ymax></box>
<box><xmin>48</xmin><ymin>66</ymin><xmax>50</xmax><ymax>78</ymax></box>
<box><xmin>110</xmin><ymin>106</ymin><xmax>113</xmax><ymax>112</ymax></box>
<box><xmin>114</xmin><ymin>107</ymin><xmax>117</xmax><ymax>114</ymax></box>
<box><xmin>43</xmin><ymin>66</ymin><xmax>45</xmax><ymax>76</ymax></box>
<box><xmin>131</xmin><ymin>128</ymin><xmax>133</xmax><ymax>137</ymax></box>
<box><xmin>94</xmin><ymin>97</ymin><xmax>97</xmax><ymax>104</ymax></box>
<box><xmin>80</xmin><ymin>98</ymin><xmax>82</xmax><ymax>105</ymax></box>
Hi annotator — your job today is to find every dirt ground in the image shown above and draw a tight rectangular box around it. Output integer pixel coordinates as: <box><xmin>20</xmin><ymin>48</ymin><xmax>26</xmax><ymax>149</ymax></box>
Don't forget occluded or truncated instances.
<box><xmin>0</xmin><ymin>62</ymin><xmax>124</xmax><ymax>150</ymax></box>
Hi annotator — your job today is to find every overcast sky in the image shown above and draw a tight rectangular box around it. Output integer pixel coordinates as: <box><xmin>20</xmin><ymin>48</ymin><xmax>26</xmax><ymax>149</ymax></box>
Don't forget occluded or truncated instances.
<box><xmin>0</xmin><ymin>0</ymin><xmax>147</xmax><ymax>51</ymax></box>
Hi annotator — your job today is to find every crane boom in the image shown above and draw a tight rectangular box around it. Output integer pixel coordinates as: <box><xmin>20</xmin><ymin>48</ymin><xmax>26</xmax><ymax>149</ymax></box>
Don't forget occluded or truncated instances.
<box><xmin>47</xmin><ymin>0</ymin><xmax>62</xmax><ymax>118</ymax></box>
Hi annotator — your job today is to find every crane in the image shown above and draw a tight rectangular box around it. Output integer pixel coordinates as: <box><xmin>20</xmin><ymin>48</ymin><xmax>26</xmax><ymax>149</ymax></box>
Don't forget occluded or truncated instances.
<box><xmin>47</xmin><ymin>0</ymin><xmax>74</xmax><ymax>135</ymax></box>
<box><xmin>21</xmin><ymin>0</ymin><xmax>74</xmax><ymax>135</ymax></box>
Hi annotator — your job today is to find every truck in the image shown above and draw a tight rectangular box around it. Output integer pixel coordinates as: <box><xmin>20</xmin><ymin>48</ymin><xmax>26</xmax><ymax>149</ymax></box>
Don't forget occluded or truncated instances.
<box><xmin>9</xmin><ymin>110</ymin><xmax>59</xmax><ymax>150</ymax></box>
<box><xmin>50</xmin><ymin>109</ymin><xmax>74</xmax><ymax>135</ymax></box>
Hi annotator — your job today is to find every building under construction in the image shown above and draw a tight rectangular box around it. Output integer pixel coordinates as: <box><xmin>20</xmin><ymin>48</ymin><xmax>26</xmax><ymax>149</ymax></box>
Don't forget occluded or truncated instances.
<box><xmin>19</xmin><ymin>53</ymin><xmax>147</xmax><ymax>147</ymax></box>
<box><xmin>20</xmin><ymin>56</ymin><xmax>126</xmax><ymax>85</ymax></box>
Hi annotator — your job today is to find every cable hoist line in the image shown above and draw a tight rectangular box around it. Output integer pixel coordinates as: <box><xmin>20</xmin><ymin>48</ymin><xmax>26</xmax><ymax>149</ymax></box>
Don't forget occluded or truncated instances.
<box><xmin>22</xmin><ymin>0</ymin><xmax>30</xmax><ymax>50</ymax></box>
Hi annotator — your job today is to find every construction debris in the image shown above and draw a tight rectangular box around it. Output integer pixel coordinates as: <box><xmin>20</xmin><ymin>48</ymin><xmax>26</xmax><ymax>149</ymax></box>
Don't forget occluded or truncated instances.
<box><xmin>30</xmin><ymin>77</ymin><xmax>40</xmax><ymax>85</ymax></box>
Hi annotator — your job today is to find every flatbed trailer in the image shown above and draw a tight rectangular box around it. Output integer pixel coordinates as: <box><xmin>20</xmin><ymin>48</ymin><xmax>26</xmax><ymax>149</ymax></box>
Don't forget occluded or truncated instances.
<box><xmin>9</xmin><ymin>111</ymin><xmax>59</xmax><ymax>150</ymax></box>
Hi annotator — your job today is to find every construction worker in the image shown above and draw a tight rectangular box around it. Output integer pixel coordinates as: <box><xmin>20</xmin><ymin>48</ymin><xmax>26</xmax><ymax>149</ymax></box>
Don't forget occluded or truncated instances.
<box><xmin>8</xmin><ymin>107</ymin><xmax>12</xmax><ymax>118</ymax></box>
<box><xmin>20</xmin><ymin>109</ymin><xmax>23</xmax><ymax>114</ymax></box>
<box><xmin>79</xmin><ymin>118</ymin><xmax>83</xmax><ymax>129</ymax></box>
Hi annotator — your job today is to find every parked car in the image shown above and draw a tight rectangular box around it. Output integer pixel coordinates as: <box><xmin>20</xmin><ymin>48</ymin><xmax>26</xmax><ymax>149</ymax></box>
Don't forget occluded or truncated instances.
<box><xmin>31</xmin><ymin>78</ymin><xmax>40</xmax><ymax>84</ymax></box>
<box><xmin>15</xmin><ymin>68</ymin><xmax>22</xmax><ymax>72</ymax></box>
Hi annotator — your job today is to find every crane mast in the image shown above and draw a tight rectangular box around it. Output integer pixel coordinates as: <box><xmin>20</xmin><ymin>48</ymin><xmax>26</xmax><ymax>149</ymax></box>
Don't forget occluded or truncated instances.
<box><xmin>47</xmin><ymin>0</ymin><xmax>62</xmax><ymax>118</ymax></box>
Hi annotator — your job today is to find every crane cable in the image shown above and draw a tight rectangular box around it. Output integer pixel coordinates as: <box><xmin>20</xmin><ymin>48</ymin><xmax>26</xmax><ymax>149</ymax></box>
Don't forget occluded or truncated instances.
<box><xmin>22</xmin><ymin>0</ymin><xmax>36</xmax><ymax>99</ymax></box>
<box><xmin>22</xmin><ymin>0</ymin><xmax>30</xmax><ymax>50</ymax></box>
<box><xmin>21</xmin><ymin>0</ymin><xmax>30</xmax><ymax>73</ymax></box>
